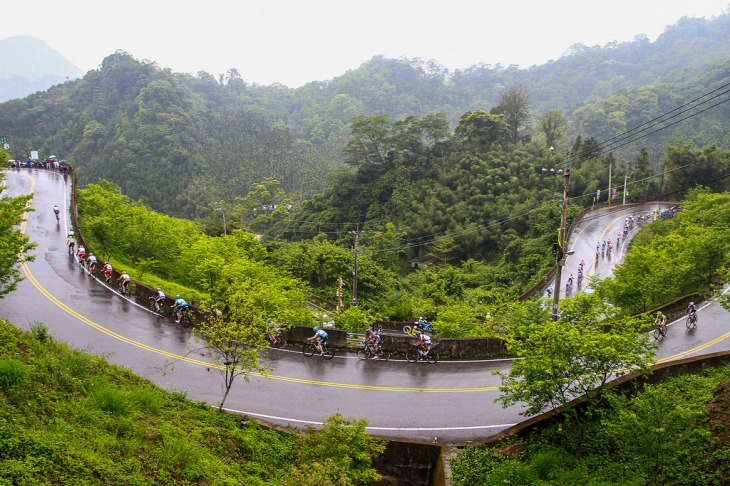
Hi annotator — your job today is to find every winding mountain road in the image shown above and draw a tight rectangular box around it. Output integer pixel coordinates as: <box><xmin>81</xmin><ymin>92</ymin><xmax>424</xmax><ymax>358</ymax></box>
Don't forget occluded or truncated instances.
<box><xmin>1</xmin><ymin>169</ymin><xmax>729</xmax><ymax>444</ymax></box>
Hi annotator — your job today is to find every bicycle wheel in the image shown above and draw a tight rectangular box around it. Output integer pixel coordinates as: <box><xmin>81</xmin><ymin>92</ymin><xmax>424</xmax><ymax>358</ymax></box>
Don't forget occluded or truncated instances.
<box><xmin>357</xmin><ymin>347</ymin><xmax>371</xmax><ymax>360</ymax></box>
<box><xmin>406</xmin><ymin>348</ymin><xmax>419</xmax><ymax>363</ymax></box>
<box><xmin>302</xmin><ymin>343</ymin><xmax>315</xmax><ymax>357</ymax></box>
<box><xmin>376</xmin><ymin>349</ymin><xmax>390</xmax><ymax>361</ymax></box>
<box><xmin>652</xmin><ymin>328</ymin><xmax>661</xmax><ymax>340</ymax></box>
<box><xmin>426</xmin><ymin>352</ymin><xmax>439</xmax><ymax>364</ymax></box>
<box><xmin>168</xmin><ymin>309</ymin><xmax>178</xmax><ymax>323</ymax></box>
<box><xmin>273</xmin><ymin>337</ymin><xmax>287</xmax><ymax>349</ymax></box>
<box><xmin>180</xmin><ymin>314</ymin><xmax>193</xmax><ymax>328</ymax></box>
<box><xmin>321</xmin><ymin>347</ymin><xmax>335</xmax><ymax>360</ymax></box>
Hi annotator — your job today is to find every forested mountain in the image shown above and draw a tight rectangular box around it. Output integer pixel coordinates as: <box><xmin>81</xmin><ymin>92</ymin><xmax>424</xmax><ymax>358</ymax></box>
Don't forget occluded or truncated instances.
<box><xmin>0</xmin><ymin>36</ymin><xmax>82</xmax><ymax>102</ymax></box>
<box><xmin>1</xmin><ymin>12</ymin><xmax>729</xmax><ymax>223</ymax></box>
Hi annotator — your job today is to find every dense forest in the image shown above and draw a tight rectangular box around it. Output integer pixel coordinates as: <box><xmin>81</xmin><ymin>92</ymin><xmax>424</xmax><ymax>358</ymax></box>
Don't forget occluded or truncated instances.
<box><xmin>1</xmin><ymin>12</ymin><xmax>729</xmax><ymax>219</ymax></box>
<box><xmin>1</xmin><ymin>11</ymin><xmax>730</xmax><ymax>317</ymax></box>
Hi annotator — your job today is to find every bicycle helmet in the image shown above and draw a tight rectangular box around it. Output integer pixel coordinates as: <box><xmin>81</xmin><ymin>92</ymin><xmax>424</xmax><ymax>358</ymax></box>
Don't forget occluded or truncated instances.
<box><xmin>313</xmin><ymin>326</ymin><xmax>319</xmax><ymax>332</ymax></box>
<box><xmin>267</xmin><ymin>317</ymin><xmax>273</xmax><ymax>322</ymax></box>
<box><xmin>689</xmin><ymin>302</ymin><xmax>695</xmax><ymax>306</ymax></box>
<box><xmin>415</xmin><ymin>331</ymin><xmax>421</xmax><ymax>338</ymax></box>
<box><xmin>157</xmin><ymin>288</ymin><xmax>161</xmax><ymax>291</ymax></box>
<box><xmin>176</xmin><ymin>294</ymin><xmax>181</xmax><ymax>299</ymax></box>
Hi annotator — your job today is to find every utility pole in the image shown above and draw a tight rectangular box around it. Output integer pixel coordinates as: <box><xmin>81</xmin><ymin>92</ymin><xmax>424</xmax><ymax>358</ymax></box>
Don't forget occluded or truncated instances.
<box><xmin>623</xmin><ymin>173</ymin><xmax>629</xmax><ymax>205</ymax></box>
<box><xmin>607</xmin><ymin>153</ymin><xmax>613</xmax><ymax>208</ymax></box>
<box><xmin>351</xmin><ymin>223</ymin><xmax>360</xmax><ymax>308</ymax></box>
<box><xmin>551</xmin><ymin>151</ymin><xmax>572</xmax><ymax>322</ymax></box>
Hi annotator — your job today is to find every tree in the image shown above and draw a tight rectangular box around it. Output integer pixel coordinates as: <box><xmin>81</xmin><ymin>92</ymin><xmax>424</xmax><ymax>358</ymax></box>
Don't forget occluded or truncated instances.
<box><xmin>454</xmin><ymin>109</ymin><xmax>510</xmax><ymax>150</ymax></box>
<box><xmin>495</xmin><ymin>294</ymin><xmax>656</xmax><ymax>459</ymax></box>
<box><xmin>491</xmin><ymin>85</ymin><xmax>531</xmax><ymax>145</ymax></box>
<box><xmin>194</xmin><ymin>284</ymin><xmax>269</xmax><ymax>411</ymax></box>
<box><xmin>538</xmin><ymin>110</ymin><xmax>567</xmax><ymax>149</ymax></box>
<box><xmin>0</xmin><ymin>170</ymin><xmax>36</xmax><ymax>297</ymax></box>
<box><xmin>342</xmin><ymin>114</ymin><xmax>392</xmax><ymax>168</ymax></box>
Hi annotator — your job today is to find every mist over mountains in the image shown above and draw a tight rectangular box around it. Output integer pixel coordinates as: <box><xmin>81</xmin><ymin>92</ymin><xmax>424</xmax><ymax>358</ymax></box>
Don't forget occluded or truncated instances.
<box><xmin>0</xmin><ymin>36</ymin><xmax>82</xmax><ymax>102</ymax></box>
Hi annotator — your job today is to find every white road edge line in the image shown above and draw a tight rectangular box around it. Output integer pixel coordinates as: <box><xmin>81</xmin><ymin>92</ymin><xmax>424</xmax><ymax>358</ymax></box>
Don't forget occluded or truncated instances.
<box><xmin>222</xmin><ymin>407</ymin><xmax>516</xmax><ymax>430</ymax></box>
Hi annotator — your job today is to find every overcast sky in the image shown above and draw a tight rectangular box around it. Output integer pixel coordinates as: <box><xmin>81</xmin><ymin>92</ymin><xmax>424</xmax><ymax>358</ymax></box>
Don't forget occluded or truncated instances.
<box><xmin>5</xmin><ymin>0</ymin><xmax>728</xmax><ymax>87</ymax></box>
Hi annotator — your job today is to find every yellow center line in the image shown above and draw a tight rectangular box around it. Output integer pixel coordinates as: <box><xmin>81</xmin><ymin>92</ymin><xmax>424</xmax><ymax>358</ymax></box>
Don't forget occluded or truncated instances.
<box><xmin>14</xmin><ymin>174</ymin><xmax>729</xmax><ymax>392</ymax></box>
<box><xmin>14</xmin><ymin>173</ymin><xmax>497</xmax><ymax>393</ymax></box>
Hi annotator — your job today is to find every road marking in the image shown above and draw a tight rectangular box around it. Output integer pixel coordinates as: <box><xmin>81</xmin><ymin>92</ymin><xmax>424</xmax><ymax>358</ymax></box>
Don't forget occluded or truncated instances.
<box><xmin>12</xmin><ymin>173</ymin><xmax>730</xmax><ymax>393</ymax></box>
<box><xmin>222</xmin><ymin>407</ymin><xmax>517</xmax><ymax>431</ymax></box>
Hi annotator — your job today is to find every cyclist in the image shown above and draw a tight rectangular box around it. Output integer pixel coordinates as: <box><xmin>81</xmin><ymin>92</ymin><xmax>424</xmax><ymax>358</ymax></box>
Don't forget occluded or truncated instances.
<box><xmin>364</xmin><ymin>328</ymin><xmax>382</xmax><ymax>355</ymax></box>
<box><xmin>77</xmin><ymin>245</ymin><xmax>86</xmax><ymax>262</ymax></box>
<box><xmin>687</xmin><ymin>301</ymin><xmax>698</xmax><ymax>318</ymax></box>
<box><xmin>415</xmin><ymin>331</ymin><xmax>432</xmax><ymax>356</ymax></box>
<box><xmin>579</xmin><ymin>259</ymin><xmax>585</xmax><ymax>270</ymax></box>
<box><xmin>601</xmin><ymin>240</ymin><xmax>606</xmax><ymax>251</ymax></box>
<box><xmin>309</xmin><ymin>326</ymin><xmax>328</xmax><ymax>355</ymax></box>
<box><xmin>53</xmin><ymin>205</ymin><xmax>60</xmax><ymax>220</ymax></box>
<box><xmin>546</xmin><ymin>285</ymin><xmax>553</xmax><ymax>298</ymax></box>
<box><xmin>102</xmin><ymin>261</ymin><xmax>113</xmax><ymax>282</ymax></box>
<box><xmin>67</xmin><ymin>235</ymin><xmax>76</xmax><ymax>255</ymax></box>
<box><xmin>152</xmin><ymin>288</ymin><xmax>166</xmax><ymax>311</ymax></box>
<box><xmin>655</xmin><ymin>311</ymin><xmax>667</xmax><ymax>335</ymax></box>
<box><xmin>266</xmin><ymin>317</ymin><xmax>281</xmax><ymax>336</ymax></box>
<box><xmin>87</xmin><ymin>253</ymin><xmax>98</xmax><ymax>272</ymax></box>
<box><xmin>617</xmin><ymin>231</ymin><xmax>622</xmax><ymax>244</ymax></box>
<box><xmin>568</xmin><ymin>273</ymin><xmax>574</xmax><ymax>286</ymax></box>
<box><xmin>172</xmin><ymin>294</ymin><xmax>189</xmax><ymax>323</ymax></box>
<box><xmin>118</xmin><ymin>271</ymin><xmax>131</xmax><ymax>295</ymax></box>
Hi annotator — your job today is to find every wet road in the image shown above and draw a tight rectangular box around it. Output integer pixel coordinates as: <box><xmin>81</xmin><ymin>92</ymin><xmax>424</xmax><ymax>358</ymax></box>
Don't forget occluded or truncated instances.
<box><xmin>1</xmin><ymin>169</ymin><xmax>729</xmax><ymax>444</ymax></box>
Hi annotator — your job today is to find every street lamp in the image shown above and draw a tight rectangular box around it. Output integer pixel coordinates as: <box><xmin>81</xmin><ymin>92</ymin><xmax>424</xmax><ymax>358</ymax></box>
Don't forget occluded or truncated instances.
<box><xmin>551</xmin><ymin>149</ymin><xmax>573</xmax><ymax>322</ymax></box>
<box><xmin>214</xmin><ymin>207</ymin><xmax>227</xmax><ymax>235</ymax></box>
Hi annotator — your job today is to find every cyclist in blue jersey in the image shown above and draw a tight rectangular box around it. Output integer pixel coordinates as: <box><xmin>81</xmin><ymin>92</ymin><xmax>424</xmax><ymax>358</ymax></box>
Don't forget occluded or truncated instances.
<box><xmin>309</xmin><ymin>326</ymin><xmax>328</xmax><ymax>354</ymax></box>
<box><xmin>172</xmin><ymin>294</ymin><xmax>189</xmax><ymax>323</ymax></box>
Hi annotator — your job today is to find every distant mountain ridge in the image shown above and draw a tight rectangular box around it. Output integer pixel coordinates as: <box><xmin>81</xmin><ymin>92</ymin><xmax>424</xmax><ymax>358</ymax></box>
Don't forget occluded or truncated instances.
<box><xmin>0</xmin><ymin>36</ymin><xmax>82</xmax><ymax>102</ymax></box>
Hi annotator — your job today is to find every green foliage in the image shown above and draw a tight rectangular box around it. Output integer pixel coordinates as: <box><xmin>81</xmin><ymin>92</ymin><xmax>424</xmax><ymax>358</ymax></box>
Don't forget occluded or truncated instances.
<box><xmin>496</xmin><ymin>294</ymin><xmax>656</xmax><ymax>458</ymax></box>
<box><xmin>0</xmin><ymin>172</ymin><xmax>36</xmax><ymax>296</ymax></box>
<box><xmin>290</xmin><ymin>414</ymin><xmax>386</xmax><ymax>485</ymax></box>
<box><xmin>78</xmin><ymin>180</ymin><xmax>312</xmax><ymax>325</ymax></box>
<box><xmin>601</xmin><ymin>188</ymin><xmax>730</xmax><ymax>311</ymax></box>
<box><xmin>455</xmin><ymin>362</ymin><xmax>730</xmax><ymax>485</ymax></box>
<box><xmin>0</xmin><ymin>316</ymin><xmax>303</xmax><ymax>484</ymax></box>
<box><xmin>0</xmin><ymin>358</ymin><xmax>30</xmax><ymax>390</ymax></box>
<box><xmin>334</xmin><ymin>307</ymin><xmax>377</xmax><ymax>333</ymax></box>
<box><xmin>193</xmin><ymin>285</ymin><xmax>270</xmax><ymax>411</ymax></box>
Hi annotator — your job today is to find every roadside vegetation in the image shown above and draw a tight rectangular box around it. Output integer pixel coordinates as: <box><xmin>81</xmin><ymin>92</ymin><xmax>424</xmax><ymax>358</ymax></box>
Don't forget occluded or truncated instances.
<box><xmin>452</xmin><ymin>361</ymin><xmax>730</xmax><ymax>485</ymax></box>
<box><xmin>0</xmin><ymin>318</ymin><xmax>384</xmax><ymax>485</ymax></box>
<box><xmin>595</xmin><ymin>187</ymin><xmax>730</xmax><ymax>314</ymax></box>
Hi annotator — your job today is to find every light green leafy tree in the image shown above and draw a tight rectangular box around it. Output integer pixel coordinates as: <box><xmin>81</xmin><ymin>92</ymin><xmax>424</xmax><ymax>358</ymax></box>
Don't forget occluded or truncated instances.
<box><xmin>495</xmin><ymin>294</ymin><xmax>656</xmax><ymax>460</ymax></box>
<box><xmin>196</xmin><ymin>283</ymin><xmax>270</xmax><ymax>412</ymax></box>
<box><xmin>0</xmin><ymin>169</ymin><xmax>36</xmax><ymax>297</ymax></box>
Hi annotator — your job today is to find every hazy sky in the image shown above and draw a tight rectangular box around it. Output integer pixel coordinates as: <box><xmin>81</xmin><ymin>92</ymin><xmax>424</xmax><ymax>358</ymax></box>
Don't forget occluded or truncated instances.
<box><xmin>6</xmin><ymin>0</ymin><xmax>728</xmax><ymax>87</ymax></box>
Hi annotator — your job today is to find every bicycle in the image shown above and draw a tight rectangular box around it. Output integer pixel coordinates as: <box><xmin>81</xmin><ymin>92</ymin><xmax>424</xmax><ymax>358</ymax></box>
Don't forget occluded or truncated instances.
<box><xmin>406</xmin><ymin>344</ymin><xmax>438</xmax><ymax>364</ymax></box>
<box><xmin>302</xmin><ymin>341</ymin><xmax>335</xmax><ymax>359</ymax></box>
<box><xmin>118</xmin><ymin>282</ymin><xmax>132</xmax><ymax>299</ymax></box>
<box><xmin>357</xmin><ymin>340</ymin><xmax>390</xmax><ymax>361</ymax></box>
<box><xmin>148</xmin><ymin>296</ymin><xmax>167</xmax><ymax>318</ymax></box>
<box><xmin>652</xmin><ymin>324</ymin><xmax>667</xmax><ymax>340</ymax></box>
<box><xmin>686</xmin><ymin>313</ymin><xmax>698</xmax><ymax>330</ymax></box>
<box><xmin>403</xmin><ymin>321</ymin><xmax>435</xmax><ymax>337</ymax></box>
<box><xmin>168</xmin><ymin>307</ymin><xmax>193</xmax><ymax>328</ymax></box>
<box><xmin>265</xmin><ymin>332</ymin><xmax>287</xmax><ymax>349</ymax></box>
